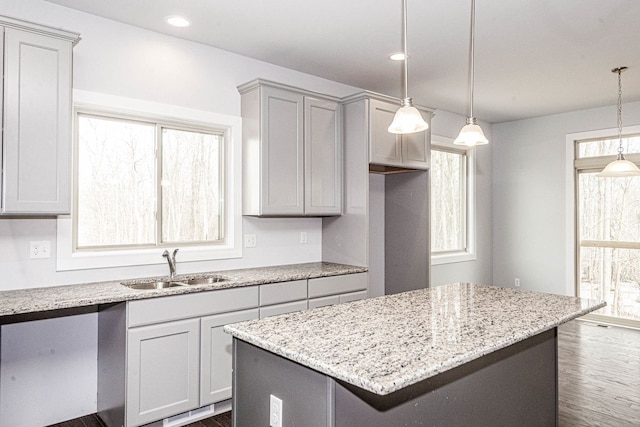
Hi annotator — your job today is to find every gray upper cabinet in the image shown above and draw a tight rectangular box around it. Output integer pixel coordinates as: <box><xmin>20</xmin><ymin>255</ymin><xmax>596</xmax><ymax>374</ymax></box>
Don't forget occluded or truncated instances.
<box><xmin>239</xmin><ymin>79</ymin><xmax>342</xmax><ymax>216</ymax></box>
<box><xmin>0</xmin><ymin>16</ymin><xmax>79</xmax><ymax>215</ymax></box>
<box><xmin>344</xmin><ymin>92</ymin><xmax>433</xmax><ymax>171</ymax></box>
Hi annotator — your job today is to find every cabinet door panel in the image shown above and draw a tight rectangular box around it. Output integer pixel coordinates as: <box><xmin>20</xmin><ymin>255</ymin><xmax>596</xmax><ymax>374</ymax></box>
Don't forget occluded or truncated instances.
<box><xmin>304</xmin><ymin>97</ymin><xmax>342</xmax><ymax>215</ymax></box>
<box><xmin>126</xmin><ymin>319</ymin><xmax>200</xmax><ymax>427</ymax></box>
<box><xmin>369</xmin><ymin>99</ymin><xmax>403</xmax><ymax>167</ymax></box>
<box><xmin>261</xmin><ymin>87</ymin><xmax>304</xmax><ymax>215</ymax></box>
<box><xmin>401</xmin><ymin>112</ymin><xmax>431</xmax><ymax>170</ymax></box>
<box><xmin>2</xmin><ymin>28</ymin><xmax>72</xmax><ymax>214</ymax></box>
<box><xmin>200</xmin><ymin>308</ymin><xmax>259</xmax><ymax>406</ymax></box>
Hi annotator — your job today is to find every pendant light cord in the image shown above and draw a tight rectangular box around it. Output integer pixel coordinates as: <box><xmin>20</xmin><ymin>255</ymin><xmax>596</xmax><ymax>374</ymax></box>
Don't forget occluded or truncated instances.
<box><xmin>616</xmin><ymin>68</ymin><xmax>623</xmax><ymax>156</ymax></box>
<box><xmin>468</xmin><ymin>0</ymin><xmax>476</xmax><ymax>119</ymax></box>
<box><xmin>402</xmin><ymin>0</ymin><xmax>409</xmax><ymax>101</ymax></box>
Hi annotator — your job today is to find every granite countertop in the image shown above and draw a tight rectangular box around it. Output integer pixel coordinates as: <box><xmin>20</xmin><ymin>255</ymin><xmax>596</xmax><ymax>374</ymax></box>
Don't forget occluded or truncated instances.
<box><xmin>224</xmin><ymin>283</ymin><xmax>605</xmax><ymax>396</ymax></box>
<box><xmin>0</xmin><ymin>262</ymin><xmax>367</xmax><ymax>317</ymax></box>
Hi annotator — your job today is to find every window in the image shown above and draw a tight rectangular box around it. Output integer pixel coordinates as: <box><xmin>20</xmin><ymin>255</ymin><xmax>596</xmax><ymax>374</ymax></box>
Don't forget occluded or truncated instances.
<box><xmin>57</xmin><ymin>91</ymin><xmax>241</xmax><ymax>270</ymax></box>
<box><xmin>573</xmin><ymin>128</ymin><xmax>640</xmax><ymax>327</ymax></box>
<box><xmin>430</xmin><ymin>135</ymin><xmax>476</xmax><ymax>264</ymax></box>
<box><xmin>76</xmin><ymin>114</ymin><xmax>224</xmax><ymax>249</ymax></box>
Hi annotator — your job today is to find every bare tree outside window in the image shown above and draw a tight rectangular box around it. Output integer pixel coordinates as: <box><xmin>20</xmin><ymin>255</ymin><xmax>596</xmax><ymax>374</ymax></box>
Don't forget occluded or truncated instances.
<box><xmin>75</xmin><ymin>113</ymin><xmax>225</xmax><ymax>251</ymax></box>
<box><xmin>431</xmin><ymin>148</ymin><xmax>467</xmax><ymax>253</ymax></box>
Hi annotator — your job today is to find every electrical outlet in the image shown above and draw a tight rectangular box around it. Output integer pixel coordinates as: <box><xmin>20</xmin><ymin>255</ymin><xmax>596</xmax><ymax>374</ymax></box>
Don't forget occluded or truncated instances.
<box><xmin>514</xmin><ymin>278</ymin><xmax>521</xmax><ymax>287</ymax></box>
<box><xmin>270</xmin><ymin>394</ymin><xmax>283</xmax><ymax>427</ymax></box>
<box><xmin>30</xmin><ymin>241</ymin><xmax>51</xmax><ymax>259</ymax></box>
<box><xmin>244</xmin><ymin>234</ymin><xmax>257</xmax><ymax>248</ymax></box>
<box><xmin>300</xmin><ymin>231</ymin><xmax>308</xmax><ymax>244</ymax></box>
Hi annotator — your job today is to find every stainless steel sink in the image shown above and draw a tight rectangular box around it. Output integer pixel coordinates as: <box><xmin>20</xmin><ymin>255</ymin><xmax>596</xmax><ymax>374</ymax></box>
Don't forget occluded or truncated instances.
<box><xmin>122</xmin><ymin>275</ymin><xmax>229</xmax><ymax>290</ymax></box>
<box><xmin>123</xmin><ymin>280</ymin><xmax>187</xmax><ymax>290</ymax></box>
<box><xmin>183</xmin><ymin>276</ymin><xmax>227</xmax><ymax>285</ymax></box>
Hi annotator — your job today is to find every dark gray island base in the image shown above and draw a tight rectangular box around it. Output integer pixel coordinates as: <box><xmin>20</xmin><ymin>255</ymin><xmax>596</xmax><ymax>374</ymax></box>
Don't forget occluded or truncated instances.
<box><xmin>224</xmin><ymin>283</ymin><xmax>605</xmax><ymax>427</ymax></box>
<box><xmin>233</xmin><ymin>329</ymin><xmax>557</xmax><ymax>427</ymax></box>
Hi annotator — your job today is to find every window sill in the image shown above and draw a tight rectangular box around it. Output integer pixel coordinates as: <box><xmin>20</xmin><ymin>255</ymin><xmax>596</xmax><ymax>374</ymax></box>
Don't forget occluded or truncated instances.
<box><xmin>431</xmin><ymin>251</ymin><xmax>477</xmax><ymax>265</ymax></box>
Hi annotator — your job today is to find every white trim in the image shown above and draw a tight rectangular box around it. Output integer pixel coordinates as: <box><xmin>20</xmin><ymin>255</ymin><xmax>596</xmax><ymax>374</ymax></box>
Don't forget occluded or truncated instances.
<box><xmin>56</xmin><ymin>90</ymin><xmax>243</xmax><ymax>271</ymax></box>
<box><xmin>430</xmin><ymin>134</ymin><xmax>477</xmax><ymax>265</ymax></box>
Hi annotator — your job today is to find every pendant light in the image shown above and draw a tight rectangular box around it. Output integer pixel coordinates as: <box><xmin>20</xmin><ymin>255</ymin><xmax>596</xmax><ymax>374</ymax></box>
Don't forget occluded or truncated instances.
<box><xmin>388</xmin><ymin>0</ymin><xmax>429</xmax><ymax>134</ymax></box>
<box><xmin>454</xmin><ymin>0</ymin><xmax>488</xmax><ymax>146</ymax></box>
<box><xmin>596</xmin><ymin>67</ymin><xmax>640</xmax><ymax>177</ymax></box>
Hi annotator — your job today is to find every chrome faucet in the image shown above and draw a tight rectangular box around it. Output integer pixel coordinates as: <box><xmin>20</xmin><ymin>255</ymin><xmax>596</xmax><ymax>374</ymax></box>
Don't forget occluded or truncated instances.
<box><xmin>162</xmin><ymin>249</ymin><xmax>179</xmax><ymax>279</ymax></box>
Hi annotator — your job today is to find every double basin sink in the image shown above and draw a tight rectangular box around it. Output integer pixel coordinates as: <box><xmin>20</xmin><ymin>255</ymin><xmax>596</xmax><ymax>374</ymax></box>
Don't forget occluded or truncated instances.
<box><xmin>122</xmin><ymin>275</ymin><xmax>229</xmax><ymax>290</ymax></box>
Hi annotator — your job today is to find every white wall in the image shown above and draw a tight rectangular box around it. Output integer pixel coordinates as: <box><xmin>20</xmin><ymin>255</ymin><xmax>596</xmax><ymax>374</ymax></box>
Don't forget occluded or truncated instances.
<box><xmin>492</xmin><ymin>101</ymin><xmax>640</xmax><ymax>296</ymax></box>
<box><xmin>0</xmin><ymin>1</ymin><xmax>360</xmax><ymax>425</ymax></box>
<box><xmin>430</xmin><ymin>110</ymin><xmax>494</xmax><ymax>286</ymax></box>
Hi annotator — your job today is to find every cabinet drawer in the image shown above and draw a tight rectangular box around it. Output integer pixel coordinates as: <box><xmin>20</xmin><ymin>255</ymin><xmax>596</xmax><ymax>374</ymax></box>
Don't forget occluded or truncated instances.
<box><xmin>259</xmin><ymin>300</ymin><xmax>308</xmax><ymax>319</ymax></box>
<box><xmin>308</xmin><ymin>295</ymin><xmax>340</xmax><ymax>309</ymax></box>
<box><xmin>339</xmin><ymin>290</ymin><xmax>368</xmax><ymax>304</ymax></box>
<box><xmin>308</xmin><ymin>273</ymin><xmax>367</xmax><ymax>298</ymax></box>
<box><xmin>259</xmin><ymin>280</ymin><xmax>307</xmax><ymax>306</ymax></box>
<box><xmin>128</xmin><ymin>286</ymin><xmax>259</xmax><ymax>327</ymax></box>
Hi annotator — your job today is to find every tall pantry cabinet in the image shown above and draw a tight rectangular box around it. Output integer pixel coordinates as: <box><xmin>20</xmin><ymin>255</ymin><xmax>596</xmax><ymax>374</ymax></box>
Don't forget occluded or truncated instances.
<box><xmin>0</xmin><ymin>16</ymin><xmax>79</xmax><ymax>215</ymax></box>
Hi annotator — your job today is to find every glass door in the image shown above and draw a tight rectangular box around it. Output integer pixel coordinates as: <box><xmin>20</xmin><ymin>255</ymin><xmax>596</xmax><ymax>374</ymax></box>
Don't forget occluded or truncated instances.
<box><xmin>576</xmin><ymin>135</ymin><xmax>640</xmax><ymax>328</ymax></box>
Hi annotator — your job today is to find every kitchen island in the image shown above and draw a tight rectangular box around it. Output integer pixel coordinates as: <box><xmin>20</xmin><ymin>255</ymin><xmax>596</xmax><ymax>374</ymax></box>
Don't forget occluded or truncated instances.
<box><xmin>225</xmin><ymin>283</ymin><xmax>605</xmax><ymax>426</ymax></box>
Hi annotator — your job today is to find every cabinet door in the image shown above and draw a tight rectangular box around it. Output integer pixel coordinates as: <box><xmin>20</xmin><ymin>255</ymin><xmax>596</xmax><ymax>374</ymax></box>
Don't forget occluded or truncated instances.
<box><xmin>401</xmin><ymin>110</ymin><xmax>431</xmax><ymax>170</ymax></box>
<box><xmin>260</xmin><ymin>86</ymin><xmax>304</xmax><ymax>215</ymax></box>
<box><xmin>304</xmin><ymin>97</ymin><xmax>342</xmax><ymax>215</ymax></box>
<box><xmin>126</xmin><ymin>319</ymin><xmax>200</xmax><ymax>427</ymax></box>
<box><xmin>369</xmin><ymin>99</ymin><xmax>403</xmax><ymax>167</ymax></box>
<box><xmin>2</xmin><ymin>27</ymin><xmax>72</xmax><ymax>214</ymax></box>
<box><xmin>200</xmin><ymin>309</ymin><xmax>259</xmax><ymax>406</ymax></box>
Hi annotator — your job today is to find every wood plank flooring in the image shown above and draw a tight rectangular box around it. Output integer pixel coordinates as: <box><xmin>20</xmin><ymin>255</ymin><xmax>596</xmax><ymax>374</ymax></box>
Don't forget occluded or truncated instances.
<box><xmin>49</xmin><ymin>320</ymin><xmax>639</xmax><ymax>427</ymax></box>
<box><xmin>558</xmin><ymin>320</ymin><xmax>640</xmax><ymax>426</ymax></box>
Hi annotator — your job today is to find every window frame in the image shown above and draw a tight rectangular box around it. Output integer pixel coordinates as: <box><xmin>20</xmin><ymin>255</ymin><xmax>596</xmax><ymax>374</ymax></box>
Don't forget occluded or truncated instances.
<box><xmin>430</xmin><ymin>134</ymin><xmax>477</xmax><ymax>265</ymax></box>
<box><xmin>57</xmin><ymin>90</ymin><xmax>242</xmax><ymax>271</ymax></box>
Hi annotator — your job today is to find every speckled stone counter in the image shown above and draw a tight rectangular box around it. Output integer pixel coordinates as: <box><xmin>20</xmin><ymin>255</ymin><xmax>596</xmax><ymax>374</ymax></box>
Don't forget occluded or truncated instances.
<box><xmin>0</xmin><ymin>262</ymin><xmax>366</xmax><ymax>317</ymax></box>
<box><xmin>225</xmin><ymin>283</ymin><xmax>605</xmax><ymax>396</ymax></box>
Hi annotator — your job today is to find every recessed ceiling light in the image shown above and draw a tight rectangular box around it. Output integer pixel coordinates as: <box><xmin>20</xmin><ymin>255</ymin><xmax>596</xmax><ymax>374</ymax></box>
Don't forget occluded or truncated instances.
<box><xmin>166</xmin><ymin>15</ymin><xmax>190</xmax><ymax>27</ymax></box>
<box><xmin>389</xmin><ymin>52</ymin><xmax>407</xmax><ymax>61</ymax></box>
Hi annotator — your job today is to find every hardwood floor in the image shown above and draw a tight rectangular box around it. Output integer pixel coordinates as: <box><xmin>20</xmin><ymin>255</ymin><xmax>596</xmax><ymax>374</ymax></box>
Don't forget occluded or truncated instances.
<box><xmin>558</xmin><ymin>320</ymin><xmax>640</xmax><ymax>426</ymax></box>
<box><xmin>49</xmin><ymin>320</ymin><xmax>639</xmax><ymax>427</ymax></box>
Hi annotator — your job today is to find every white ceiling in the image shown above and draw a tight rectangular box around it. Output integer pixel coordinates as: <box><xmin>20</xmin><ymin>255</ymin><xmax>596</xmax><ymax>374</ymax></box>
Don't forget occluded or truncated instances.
<box><xmin>45</xmin><ymin>0</ymin><xmax>640</xmax><ymax>123</ymax></box>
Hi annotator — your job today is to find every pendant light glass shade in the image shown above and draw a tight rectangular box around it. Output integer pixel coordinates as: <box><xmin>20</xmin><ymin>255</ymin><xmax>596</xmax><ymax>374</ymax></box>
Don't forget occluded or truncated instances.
<box><xmin>454</xmin><ymin>118</ymin><xmax>488</xmax><ymax>146</ymax></box>
<box><xmin>597</xmin><ymin>67</ymin><xmax>640</xmax><ymax>178</ymax></box>
<box><xmin>387</xmin><ymin>0</ymin><xmax>428</xmax><ymax>135</ymax></box>
<box><xmin>388</xmin><ymin>99</ymin><xmax>429</xmax><ymax>134</ymax></box>
<box><xmin>596</xmin><ymin>154</ymin><xmax>640</xmax><ymax>177</ymax></box>
<box><xmin>455</xmin><ymin>0</ymin><xmax>488</xmax><ymax>147</ymax></box>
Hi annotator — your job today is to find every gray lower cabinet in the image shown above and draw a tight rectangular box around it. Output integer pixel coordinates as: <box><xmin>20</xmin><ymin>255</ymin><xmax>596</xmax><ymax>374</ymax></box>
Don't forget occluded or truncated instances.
<box><xmin>0</xmin><ymin>16</ymin><xmax>79</xmax><ymax>214</ymax></box>
<box><xmin>98</xmin><ymin>286</ymin><xmax>260</xmax><ymax>427</ymax></box>
<box><xmin>239</xmin><ymin>79</ymin><xmax>342</xmax><ymax>216</ymax></box>
<box><xmin>200</xmin><ymin>309</ymin><xmax>259</xmax><ymax>405</ymax></box>
<box><xmin>126</xmin><ymin>318</ymin><xmax>200</xmax><ymax>426</ymax></box>
<box><xmin>258</xmin><ymin>279</ymin><xmax>308</xmax><ymax>319</ymax></box>
<box><xmin>307</xmin><ymin>273</ymin><xmax>369</xmax><ymax>308</ymax></box>
<box><xmin>341</xmin><ymin>92</ymin><xmax>433</xmax><ymax>171</ymax></box>
<box><xmin>97</xmin><ymin>275</ymin><xmax>367</xmax><ymax>427</ymax></box>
